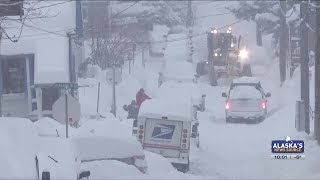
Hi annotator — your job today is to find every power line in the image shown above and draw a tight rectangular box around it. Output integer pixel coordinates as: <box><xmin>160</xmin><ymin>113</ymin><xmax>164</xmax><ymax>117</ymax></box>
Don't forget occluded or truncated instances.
<box><xmin>8</xmin><ymin>19</ymin><xmax>243</xmax><ymax>45</ymax></box>
<box><xmin>112</xmin><ymin>1</ymin><xmax>140</xmax><ymax>19</ymax></box>
<box><xmin>195</xmin><ymin>12</ymin><xmax>231</xmax><ymax>19</ymax></box>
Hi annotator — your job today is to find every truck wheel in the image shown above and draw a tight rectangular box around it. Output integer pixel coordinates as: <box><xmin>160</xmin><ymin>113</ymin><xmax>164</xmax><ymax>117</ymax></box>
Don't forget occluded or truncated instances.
<box><xmin>184</xmin><ymin>159</ymin><xmax>190</xmax><ymax>173</ymax></box>
<box><xmin>196</xmin><ymin>62</ymin><xmax>208</xmax><ymax>76</ymax></box>
<box><xmin>241</xmin><ymin>63</ymin><xmax>252</xmax><ymax>77</ymax></box>
<box><xmin>226</xmin><ymin>117</ymin><xmax>232</xmax><ymax>123</ymax></box>
<box><xmin>209</xmin><ymin>68</ymin><xmax>218</xmax><ymax>86</ymax></box>
<box><xmin>196</xmin><ymin>135</ymin><xmax>200</xmax><ymax>148</ymax></box>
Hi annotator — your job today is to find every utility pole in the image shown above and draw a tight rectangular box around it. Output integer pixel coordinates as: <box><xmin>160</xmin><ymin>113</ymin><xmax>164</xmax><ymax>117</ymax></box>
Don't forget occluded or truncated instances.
<box><xmin>67</xmin><ymin>33</ymin><xmax>75</xmax><ymax>97</ymax></box>
<box><xmin>142</xmin><ymin>45</ymin><xmax>145</xmax><ymax>68</ymax></box>
<box><xmin>256</xmin><ymin>22</ymin><xmax>262</xmax><ymax>47</ymax></box>
<box><xmin>300</xmin><ymin>0</ymin><xmax>310</xmax><ymax>134</ymax></box>
<box><xmin>111</xmin><ymin>63</ymin><xmax>117</xmax><ymax>117</ymax></box>
<box><xmin>186</xmin><ymin>0</ymin><xmax>193</xmax><ymax>63</ymax></box>
<box><xmin>279</xmin><ymin>0</ymin><xmax>287</xmax><ymax>86</ymax></box>
<box><xmin>128</xmin><ymin>54</ymin><xmax>131</xmax><ymax>74</ymax></box>
<box><xmin>314</xmin><ymin>0</ymin><xmax>320</xmax><ymax>143</ymax></box>
<box><xmin>0</xmin><ymin>30</ymin><xmax>2</xmax><ymax>117</ymax></box>
<box><xmin>106</xmin><ymin>1</ymin><xmax>116</xmax><ymax>117</ymax></box>
<box><xmin>133</xmin><ymin>44</ymin><xmax>136</xmax><ymax>66</ymax></box>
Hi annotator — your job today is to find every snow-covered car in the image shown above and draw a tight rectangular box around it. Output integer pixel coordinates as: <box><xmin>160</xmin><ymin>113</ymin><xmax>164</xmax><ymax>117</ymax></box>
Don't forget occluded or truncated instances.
<box><xmin>0</xmin><ymin>117</ymin><xmax>91</xmax><ymax>180</ymax></box>
<box><xmin>0</xmin><ymin>117</ymin><xmax>41</xmax><ymax>179</ymax></box>
<box><xmin>160</xmin><ymin>60</ymin><xmax>197</xmax><ymax>84</ymax></box>
<box><xmin>74</xmin><ymin>119</ymin><xmax>148</xmax><ymax>174</ymax></box>
<box><xmin>221</xmin><ymin>77</ymin><xmax>271</xmax><ymax>123</ymax></box>
<box><xmin>137</xmin><ymin>99</ymin><xmax>199</xmax><ymax>172</ymax></box>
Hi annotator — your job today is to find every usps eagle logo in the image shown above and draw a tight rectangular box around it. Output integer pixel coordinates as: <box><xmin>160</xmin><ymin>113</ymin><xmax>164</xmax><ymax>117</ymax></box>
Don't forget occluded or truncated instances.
<box><xmin>271</xmin><ymin>136</ymin><xmax>304</xmax><ymax>153</ymax></box>
<box><xmin>151</xmin><ymin>124</ymin><xmax>175</xmax><ymax>139</ymax></box>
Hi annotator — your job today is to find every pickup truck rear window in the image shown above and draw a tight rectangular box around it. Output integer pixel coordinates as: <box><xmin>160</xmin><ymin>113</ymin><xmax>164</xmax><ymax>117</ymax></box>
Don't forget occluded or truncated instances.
<box><xmin>229</xmin><ymin>85</ymin><xmax>262</xmax><ymax>99</ymax></box>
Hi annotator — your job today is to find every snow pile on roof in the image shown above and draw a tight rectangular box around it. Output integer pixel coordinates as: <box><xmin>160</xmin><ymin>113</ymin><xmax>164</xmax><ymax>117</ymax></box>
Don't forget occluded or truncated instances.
<box><xmin>229</xmin><ymin>85</ymin><xmax>262</xmax><ymax>99</ymax></box>
<box><xmin>0</xmin><ymin>118</ymin><xmax>39</xmax><ymax>179</ymax></box>
<box><xmin>255</xmin><ymin>12</ymin><xmax>279</xmax><ymax>22</ymax></box>
<box><xmin>72</xmin><ymin>135</ymin><xmax>144</xmax><ymax>162</ymax></box>
<box><xmin>139</xmin><ymin>99</ymin><xmax>193</xmax><ymax>121</ymax></box>
<box><xmin>232</xmin><ymin>76</ymin><xmax>260</xmax><ymax>84</ymax></box>
<box><xmin>155</xmin><ymin>82</ymin><xmax>202</xmax><ymax>106</ymax></box>
<box><xmin>34</xmin><ymin>36</ymin><xmax>69</xmax><ymax>84</ymax></box>
<box><xmin>162</xmin><ymin>60</ymin><xmax>196</xmax><ymax>82</ymax></box>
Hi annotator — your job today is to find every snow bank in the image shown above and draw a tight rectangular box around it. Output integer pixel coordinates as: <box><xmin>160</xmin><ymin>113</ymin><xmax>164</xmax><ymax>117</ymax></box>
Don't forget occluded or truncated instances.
<box><xmin>37</xmin><ymin>137</ymin><xmax>78</xmax><ymax>180</ymax></box>
<box><xmin>144</xmin><ymin>151</ymin><xmax>199</xmax><ymax>179</ymax></box>
<box><xmin>34</xmin><ymin>117</ymin><xmax>62</xmax><ymax>136</ymax></box>
<box><xmin>34</xmin><ymin>117</ymin><xmax>77</xmax><ymax>137</ymax></box>
<box><xmin>0</xmin><ymin>118</ymin><xmax>39</xmax><ymax>179</ymax></box>
<box><xmin>139</xmin><ymin>99</ymin><xmax>194</xmax><ymax>121</ymax></box>
<box><xmin>80</xmin><ymin>160</ymin><xmax>143</xmax><ymax>179</ymax></box>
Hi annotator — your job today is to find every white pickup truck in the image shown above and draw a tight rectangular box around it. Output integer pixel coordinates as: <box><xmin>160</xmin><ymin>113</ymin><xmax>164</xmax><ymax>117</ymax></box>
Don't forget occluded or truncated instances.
<box><xmin>136</xmin><ymin>99</ymin><xmax>199</xmax><ymax>172</ymax></box>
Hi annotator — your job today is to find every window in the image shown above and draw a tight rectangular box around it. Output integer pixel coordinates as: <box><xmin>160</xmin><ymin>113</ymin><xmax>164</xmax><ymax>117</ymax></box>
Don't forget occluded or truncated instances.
<box><xmin>1</xmin><ymin>58</ymin><xmax>26</xmax><ymax>94</ymax></box>
<box><xmin>229</xmin><ymin>85</ymin><xmax>262</xmax><ymax>99</ymax></box>
<box><xmin>42</xmin><ymin>87</ymin><xmax>60</xmax><ymax>111</ymax></box>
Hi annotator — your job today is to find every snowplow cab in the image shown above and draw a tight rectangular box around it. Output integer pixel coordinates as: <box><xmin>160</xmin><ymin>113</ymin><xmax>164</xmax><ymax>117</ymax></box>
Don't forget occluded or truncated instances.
<box><xmin>207</xmin><ymin>29</ymin><xmax>237</xmax><ymax>65</ymax></box>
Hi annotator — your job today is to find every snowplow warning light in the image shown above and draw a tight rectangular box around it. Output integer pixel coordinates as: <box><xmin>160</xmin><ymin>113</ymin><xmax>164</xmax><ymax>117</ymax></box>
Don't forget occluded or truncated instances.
<box><xmin>211</xmin><ymin>28</ymin><xmax>218</xmax><ymax>34</ymax></box>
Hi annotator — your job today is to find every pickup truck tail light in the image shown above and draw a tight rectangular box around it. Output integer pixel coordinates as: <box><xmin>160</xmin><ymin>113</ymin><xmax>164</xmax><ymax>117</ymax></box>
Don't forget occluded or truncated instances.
<box><xmin>262</xmin><ymin>100</ymin><xmax>266</xmax><ymax>109</ymax></box>
<box><xmin>225</xmin><ymin>101</ymin><xmax>231</xmax><ymax>109</ymax></box>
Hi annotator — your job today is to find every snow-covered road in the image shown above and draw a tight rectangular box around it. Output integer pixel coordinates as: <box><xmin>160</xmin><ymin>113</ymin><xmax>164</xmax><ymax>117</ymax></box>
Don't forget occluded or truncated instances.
<box><xmin>76</xmin><ymin>1</ymin><xmax>320</xmax><ymax>179</ymax></box>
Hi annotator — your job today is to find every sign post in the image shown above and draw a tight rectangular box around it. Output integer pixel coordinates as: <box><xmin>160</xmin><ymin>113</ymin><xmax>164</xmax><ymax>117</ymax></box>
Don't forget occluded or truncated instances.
<box><xmin>52</xmin><ymin>82</ymin><xmax>80</xmax><ymax>138</ymax></box>
<box><xmin>65</xmin><ymin>93</ymin><xmax>68</xmax><ymax>138</ymax></box>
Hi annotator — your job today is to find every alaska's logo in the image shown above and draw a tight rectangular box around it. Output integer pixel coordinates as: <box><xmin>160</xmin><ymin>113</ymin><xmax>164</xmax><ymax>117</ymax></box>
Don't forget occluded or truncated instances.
<box><xmin>271</xmin><ymin>136</ymin><xmax>304</xmax><ymax>153</ymax></box>
<box><xmin>151</xmin><ymin>124</ymin><xmax>175</xmax><ymax>139</ymax></box>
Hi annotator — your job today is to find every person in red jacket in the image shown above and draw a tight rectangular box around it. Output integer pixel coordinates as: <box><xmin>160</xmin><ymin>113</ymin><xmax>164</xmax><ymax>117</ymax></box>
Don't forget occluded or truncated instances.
<box><xmin>136</xmin><ymin>88</ymin><xmax>151</xmax><ymax>107</ymax></box>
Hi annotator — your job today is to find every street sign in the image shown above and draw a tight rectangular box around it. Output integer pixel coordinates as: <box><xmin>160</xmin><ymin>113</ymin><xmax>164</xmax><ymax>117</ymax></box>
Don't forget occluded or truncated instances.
<box><xmin>0</xmin><ymin>0</ymin><xmax>24</xmax><ymax>17</ymax></box>
<box><xmin>106</xmin><ymin>69</ymin><xmax>122</xmax><ymax>85</ymax></box>
<box><xmin>54</xmin><ymin>83</ymin><xmax>78</xmax><ymax>89</ymax></box>
<box><xmin>52</xmin><ymin>94</ymin><xmax>81</xmax><ymax>125</ymax></box>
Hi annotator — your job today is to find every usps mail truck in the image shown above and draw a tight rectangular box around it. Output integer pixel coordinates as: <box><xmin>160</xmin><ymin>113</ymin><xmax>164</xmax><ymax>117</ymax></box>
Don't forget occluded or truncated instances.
<box><xmin>137</xmin><ymin>99</ymin><xmax>196</xmax><ymax>172</ymax></box>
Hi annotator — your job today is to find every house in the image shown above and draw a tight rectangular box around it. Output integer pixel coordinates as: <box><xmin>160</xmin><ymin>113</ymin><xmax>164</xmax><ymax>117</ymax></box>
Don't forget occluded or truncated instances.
<box><xmin>0</xmin><ymin>1</ymin><xmax>83</xmax><ymax>120</ymax></box>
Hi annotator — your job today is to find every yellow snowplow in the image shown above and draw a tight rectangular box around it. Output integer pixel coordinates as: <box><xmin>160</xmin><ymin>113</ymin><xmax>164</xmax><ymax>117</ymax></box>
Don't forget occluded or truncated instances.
<box><xmin>196</xmin><ymin>27</ymin><xmax>252</xmax><ymax>86</ymax></box>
